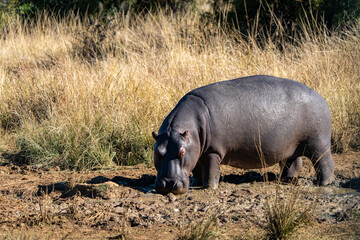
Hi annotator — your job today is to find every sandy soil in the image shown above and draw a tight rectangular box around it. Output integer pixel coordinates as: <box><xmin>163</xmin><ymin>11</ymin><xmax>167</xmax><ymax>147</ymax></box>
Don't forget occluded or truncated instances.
<box><xmin>0</xmin><ymin>152</ymin><xmax>359</xmax><ymax>239</ymax></box>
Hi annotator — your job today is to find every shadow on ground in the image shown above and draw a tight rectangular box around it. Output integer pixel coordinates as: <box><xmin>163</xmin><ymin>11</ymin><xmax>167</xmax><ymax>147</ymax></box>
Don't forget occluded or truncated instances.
<box><xmin>37</xmin><ymin>174</ymin><xmax>157</xmax><ymax>198</ymax></box>
<box><xmin>1</xmin><ymin>152</ymin><xmax>28</xmax><ymax>166</ymax></box>
<box><xmin>31</xmin><ymin>169</ymin><xmax>360</xmax><ymax>199</ymax></box>
<box><xmin>221</xmin><ymin>171</ymin><xmax>277</xmax><ymax>184</ymax></box>
<box><xmin>341</xmin><ymin>178</ymin><xmax>360</xmax><ymax>191</ymax></box>
<box><xmin>36</xmin><ymin>171</ymin><xmax>281</xmax><ymax>198</ymax></box>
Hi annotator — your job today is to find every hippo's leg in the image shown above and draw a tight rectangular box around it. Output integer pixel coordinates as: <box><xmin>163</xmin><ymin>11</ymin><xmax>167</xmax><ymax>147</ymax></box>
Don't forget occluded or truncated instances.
<box><xmin>280</xmin><ymin>157</ymin><xmax>303</xmax><ymax>181</ymax></box>
<box><xmin>192</xmin><ymin>163</ymin><xmax>203</xmax><ymax>186</ymax></box>
<box><xmin>200</xmin><ymin>153</ymin><xmax>221</xmax><ymax>189</ymax></box>
<box><xmin>305</xmin><ymin>138</ymin><xmax>335</xmax><ymax>186</ymax></box>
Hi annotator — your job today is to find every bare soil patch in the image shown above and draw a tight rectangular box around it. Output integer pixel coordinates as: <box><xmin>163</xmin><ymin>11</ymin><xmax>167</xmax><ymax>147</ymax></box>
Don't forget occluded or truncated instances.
<box><xmin>0</xmin><ymin>153</ymin><xmax>359</xmax><ymax>239</ymax></box>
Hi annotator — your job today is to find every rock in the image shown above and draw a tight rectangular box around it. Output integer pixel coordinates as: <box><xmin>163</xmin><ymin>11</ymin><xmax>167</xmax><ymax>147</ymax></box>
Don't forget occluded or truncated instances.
<box><xmin>167</xmin><ymin>193</ymin><xmax>177</xmax><ymax>202</ymax></box>
<box><xmin>75</xmin><ymin>181</ymin><xmax>120</xmax><ymax>200</ymax></box>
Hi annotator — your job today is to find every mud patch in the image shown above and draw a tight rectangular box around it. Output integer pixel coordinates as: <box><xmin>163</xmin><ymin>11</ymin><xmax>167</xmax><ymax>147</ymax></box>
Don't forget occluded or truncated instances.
<box><xmin>0</xmin><ymin>153</ymin><xmax>360</xmax><ymax>239</ymax></box>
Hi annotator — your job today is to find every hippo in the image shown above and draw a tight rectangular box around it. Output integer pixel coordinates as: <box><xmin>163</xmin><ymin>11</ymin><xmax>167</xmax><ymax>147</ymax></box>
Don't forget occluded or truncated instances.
<box><xmin>152</xmin><ymin>75</ymin><xmax>335</xmax><ymax>194</ymax></box>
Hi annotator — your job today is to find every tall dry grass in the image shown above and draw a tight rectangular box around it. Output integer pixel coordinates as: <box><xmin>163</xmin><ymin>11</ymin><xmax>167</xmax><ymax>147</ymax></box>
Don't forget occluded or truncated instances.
<box><xmin>0</xmin><ymin>11</ymin><xmax>359</xmax><ymax>169</ymax></box>
<box><xmin>262</xmin><ymin>182</ymin><xmax>315</xmax><ymax>240</ymax></box>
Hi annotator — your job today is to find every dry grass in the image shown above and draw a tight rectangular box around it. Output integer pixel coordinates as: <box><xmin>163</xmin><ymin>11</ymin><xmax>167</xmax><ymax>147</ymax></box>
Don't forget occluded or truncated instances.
<box><xmin>256</xmin><ymin>140</ymin><xmax>316</xmax><ymax>240</ymax></box>
<box><xmin>1</xmin><ymin>231</ymin><xmax>52</xmax><ymax>240</ymax></box>
<box><xmin>263</xmin><ymin>184</ymin><xmax>315</xmax><ymax>240</ymax></box>
<box><xmin>176</xmin><ymin>214</ymin><xmax>218</xmax><ymax>240</ymax></box>
<box><xmin>0</xmin><ymin>10</ymin><xmax>359</xmax><ymax>169</ymax></box>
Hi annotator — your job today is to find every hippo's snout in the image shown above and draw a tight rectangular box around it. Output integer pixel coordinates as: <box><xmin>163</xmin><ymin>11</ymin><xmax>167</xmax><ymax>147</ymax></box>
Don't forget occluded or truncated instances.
<box><xmin>155</xmin><ymin>178</ymin><xmax>188</xmax><ymax>195</ymax></box>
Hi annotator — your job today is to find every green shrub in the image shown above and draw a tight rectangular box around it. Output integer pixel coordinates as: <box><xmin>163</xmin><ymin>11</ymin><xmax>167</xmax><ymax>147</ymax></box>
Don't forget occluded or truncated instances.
<box><xmin>16</xmin><ymin>117</ymin><xmax>153</xmax><ymax>170</ymax></box>
<box><xmin>214</xmin><ymin>0</ymin><xmax>360</xmax><ymax>34</ymax></box>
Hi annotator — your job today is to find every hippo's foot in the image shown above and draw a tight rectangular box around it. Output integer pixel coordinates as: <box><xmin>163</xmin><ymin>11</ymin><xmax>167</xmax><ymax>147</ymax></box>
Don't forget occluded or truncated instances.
<box><xmin>200</xmin><ymin>153</ymin><xmax>221</xmax><ymax>190</ymax></box>
<box><xmin>318</xmin><ymin>175</ymin><xmax>335</xmax><ymax>186</ymax></box>
<box><xmin>203</xmin><ymin>181</ymin><xmax>218</xmax><ymax>190</ymax></box>
<box><xmin>279</xmin><ymin>157</ymin><xmax>303</xmax><ymax>180</ymax></box>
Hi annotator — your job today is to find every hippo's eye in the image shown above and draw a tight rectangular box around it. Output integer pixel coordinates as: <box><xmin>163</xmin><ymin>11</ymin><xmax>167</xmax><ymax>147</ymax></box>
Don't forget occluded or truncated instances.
<box><xmin>178</xmin><ymin>147</ymin><xmax>186</xmax><ymax>158</ymax></box>
<box><xmin>155</xmin><ymin>146</ymin><xmax>166</xmax><ymax>158</ymax></box>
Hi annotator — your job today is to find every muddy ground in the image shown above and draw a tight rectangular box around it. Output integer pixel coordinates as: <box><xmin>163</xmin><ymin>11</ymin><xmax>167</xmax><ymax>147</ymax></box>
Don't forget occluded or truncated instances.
<box><xmin>0</xmin><ymin>152</ymin><xmax>359</xmax><ymax>239</ymax></box>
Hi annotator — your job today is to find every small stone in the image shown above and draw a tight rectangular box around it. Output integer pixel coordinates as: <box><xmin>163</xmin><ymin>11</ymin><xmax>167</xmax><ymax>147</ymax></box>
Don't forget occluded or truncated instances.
<box><xmin>167</xmin><ymin>193</ymin><xmax>177</xmax><ymax>202</ymax></box>
<box><xmin>114</xmin><ymin>206</ymin><xmax>125</xmax><ymax>213</ymax></box>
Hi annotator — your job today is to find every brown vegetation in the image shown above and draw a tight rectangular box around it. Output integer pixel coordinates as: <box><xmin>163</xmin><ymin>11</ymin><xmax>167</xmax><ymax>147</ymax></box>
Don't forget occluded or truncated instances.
<box><xmin>0</xmin><ymin>11</ymin><xmax>359</xmax><ymax>169</ymax></box>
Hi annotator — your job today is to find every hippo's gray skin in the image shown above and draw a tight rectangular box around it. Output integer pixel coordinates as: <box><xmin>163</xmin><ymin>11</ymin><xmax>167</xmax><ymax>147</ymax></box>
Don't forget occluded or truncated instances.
<box><xmin>152</xmin><ymin>75</ymin><xmax>335</xmax><ymax>195</ymax></box>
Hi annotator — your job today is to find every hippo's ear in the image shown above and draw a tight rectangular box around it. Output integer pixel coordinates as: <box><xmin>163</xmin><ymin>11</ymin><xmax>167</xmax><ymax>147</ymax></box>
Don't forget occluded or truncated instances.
<box><xmin>152</xmin><ymin>131</ymin><xmax>158</xmax><ymax>140</ymax></box>
<box><xmin>180</xmin><ymin>130</ymin><xmax>189</xmax><ymax>141</ymax></box>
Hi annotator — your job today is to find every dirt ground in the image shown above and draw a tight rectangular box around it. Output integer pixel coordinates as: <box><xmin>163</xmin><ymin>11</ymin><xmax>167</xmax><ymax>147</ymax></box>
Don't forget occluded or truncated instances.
<box><xmin>0</xmin><ymin>152</ymin><xmax>359</xmax><ymax>240</ymax></box>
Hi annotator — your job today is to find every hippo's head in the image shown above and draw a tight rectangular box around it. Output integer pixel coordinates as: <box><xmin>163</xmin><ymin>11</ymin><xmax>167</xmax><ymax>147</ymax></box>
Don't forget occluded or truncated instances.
<box><xmin>152</xmin><ymin>130</ymin><xmax>198</xmax><ymax>195</ymax></box>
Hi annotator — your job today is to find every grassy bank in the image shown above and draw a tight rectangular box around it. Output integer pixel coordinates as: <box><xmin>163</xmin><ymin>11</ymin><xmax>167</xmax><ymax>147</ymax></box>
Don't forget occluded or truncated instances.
<box><xmin>0</xmin><ymin>12</ymin><xmax>359</xmax><ymax>169</ymax></box>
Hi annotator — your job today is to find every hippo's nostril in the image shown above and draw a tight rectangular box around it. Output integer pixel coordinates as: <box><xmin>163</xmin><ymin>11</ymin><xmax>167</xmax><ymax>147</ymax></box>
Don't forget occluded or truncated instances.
<box><xmin>160</xmin><ymin>179</ymin><xmax>166</xmax><ymax>188</ymax></box>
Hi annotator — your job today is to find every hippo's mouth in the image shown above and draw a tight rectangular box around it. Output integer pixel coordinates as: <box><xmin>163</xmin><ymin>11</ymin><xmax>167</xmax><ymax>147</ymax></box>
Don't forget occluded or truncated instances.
<box><xmin>155</xmin><ymin>178</ymin><xmax>189</xmax><ymax>195</ymax></box>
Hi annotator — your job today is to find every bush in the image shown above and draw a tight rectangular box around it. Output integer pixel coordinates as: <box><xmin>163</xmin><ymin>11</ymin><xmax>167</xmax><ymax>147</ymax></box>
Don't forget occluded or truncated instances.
<box><xmin>0</xmin><ymin>0</ymin><xmax>199</xmax><ymax>22</ymax></box>
<box><xmin>2</xmin><ymin>0</ymin><xmax>359</xmax><ymax>31</ymax></box>
<box><xmin>214</xmin><ymin>0</ymin><xmax>360</xmax><ymax>34</ymax></box>
<box><xmin>16</xmin><ymin>117</ymin><xmax>153</xmax><ymax>170</ymax></box>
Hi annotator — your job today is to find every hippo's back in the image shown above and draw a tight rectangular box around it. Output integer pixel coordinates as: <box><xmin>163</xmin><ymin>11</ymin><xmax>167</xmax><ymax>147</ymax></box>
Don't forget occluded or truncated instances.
<box><xmin>187</xmin><ymin>75</ymin><xmax>331</xmax><ymax>167</ymax></box>
<box><xmin>189</xmin><ymin>75</ymin><xmax>319</xmax><ymax>107</ymax></box>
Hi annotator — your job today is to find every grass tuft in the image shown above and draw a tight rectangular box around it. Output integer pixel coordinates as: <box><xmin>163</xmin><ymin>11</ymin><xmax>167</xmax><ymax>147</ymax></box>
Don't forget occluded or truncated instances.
<box><xmin>263</xmin><ymin>184</ymin><xmax>315</xmax><ymax>240</ymax></box>
<box><xmin>175</xmin><ymin>215</ymin><xmax>218</xmax><ymax>240</ymax></box>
